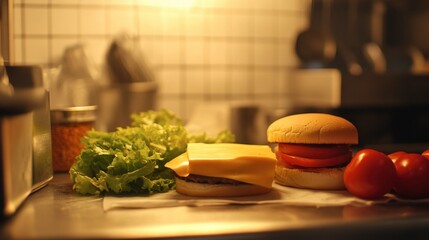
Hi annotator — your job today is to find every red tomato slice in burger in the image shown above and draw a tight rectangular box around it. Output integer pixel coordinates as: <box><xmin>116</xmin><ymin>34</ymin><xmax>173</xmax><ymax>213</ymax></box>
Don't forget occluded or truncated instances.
<box><xmin>278</xmin><ymin>143</ymin><xmax>350</xmax><ymax>159</ymax></box>
<box><xmin>276</xmin><ymin>150</ymin><xmax>351</xmax><ymax>168</ymax></box>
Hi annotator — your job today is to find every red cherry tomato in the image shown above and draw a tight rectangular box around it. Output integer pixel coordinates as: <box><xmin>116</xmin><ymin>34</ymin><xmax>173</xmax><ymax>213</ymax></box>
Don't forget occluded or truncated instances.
<box><xmin>393</xmin><ymin>153</ymin><xmax>429</xmax><ymax>199</ymax></box>
<box><xmin>344</xmin><ymin>149</ymin><xmax>396</xmax><ymax>199</ymax></box>
<box><xmin>276</xmin><ymin>150</ymin><xmax>351</xmax><ymax>168</ymax></box>
<box><xmin>278</xmin><ymin>143</ymin><xmax>350</xmax><ymax>159</ymax></box>
<box><xmin>422</xmin><ymin>149</ymin><xmax>429</xmax><ymax>160</ymax></box>
<box><xmin>388</xmin><ymin>151</ymin><xmax>407</xmax><ymax>163</ymax></box>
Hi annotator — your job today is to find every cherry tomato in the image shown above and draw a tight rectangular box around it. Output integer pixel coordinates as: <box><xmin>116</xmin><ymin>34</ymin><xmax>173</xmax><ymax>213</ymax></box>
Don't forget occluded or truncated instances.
<box><xmin>422</xmin><ymin>149</ymin><xmax>429</xmax><ymax>160</ymax></box>
<box><xmin>278</xmin><ymin>143</ymin><xmax>350</xmax><ymax>159</ymax></box>
<box><xmin>344</xmin><ymin>149</ymin><xmax>396</xmax><ymax>199</ymax></box>
<box><xmin>388</xmin><ymin>151</ymin><xmax>407</xmax><ymax>163</ymax></box>
<box><xmin>393</xmin><ymin>153</ymin><xmax>429</xmax><ymax>199</ymax></box>
<box><xmin>276</xmin><ymin>150</ymin><xmax>351</xmax><ymax>168</ymax></box>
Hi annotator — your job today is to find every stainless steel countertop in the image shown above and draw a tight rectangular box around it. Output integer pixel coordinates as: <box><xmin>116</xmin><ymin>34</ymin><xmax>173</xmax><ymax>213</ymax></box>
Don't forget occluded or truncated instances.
<box><xmin>1</xmin><ymin>174</ymin><xmax>429</xmax><ymax>239</ymax></box>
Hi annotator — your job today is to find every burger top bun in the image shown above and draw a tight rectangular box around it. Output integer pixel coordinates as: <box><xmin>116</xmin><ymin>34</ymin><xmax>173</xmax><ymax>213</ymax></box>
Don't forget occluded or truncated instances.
<box><xmin>267</xmin><ymin>113</ymin><xmax>358</xmax><ymax>144</ymax></box>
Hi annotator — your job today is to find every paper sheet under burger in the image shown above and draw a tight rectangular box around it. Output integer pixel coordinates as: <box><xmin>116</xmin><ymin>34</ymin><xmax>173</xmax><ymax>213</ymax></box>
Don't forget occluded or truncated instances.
<box><xmin>103</xmin><ymin>184</ymin><xmax>429</xmax><ymax>211</ymax></box>
<box><xmin>103</xmin><ymin>143</ymin><xmax>428</xmax><ymax>211</ymax></box>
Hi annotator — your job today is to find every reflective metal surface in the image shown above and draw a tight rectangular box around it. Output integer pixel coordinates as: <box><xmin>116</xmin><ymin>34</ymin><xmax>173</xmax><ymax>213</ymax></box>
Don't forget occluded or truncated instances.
<box><xmin>1</xmin><ymin>174</ymin><xmax>429</xmax><ymax>239</ymax></box>
<box><xmin>0</xmin><ymin>113</ymin><xmax>33</xmax><ymax>216</ymax></box>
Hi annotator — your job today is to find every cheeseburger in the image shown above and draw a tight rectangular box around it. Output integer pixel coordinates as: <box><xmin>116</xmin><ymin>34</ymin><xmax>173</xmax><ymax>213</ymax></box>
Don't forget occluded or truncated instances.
<box><xmin>165</xmin><ymin>143</ymin><xmax>277</xmax><ymax>197</ymax></box>
<box><xmin>267</xmin><ymin>113</ymin><xmax>358</xmax><ymax>190</ymax></box>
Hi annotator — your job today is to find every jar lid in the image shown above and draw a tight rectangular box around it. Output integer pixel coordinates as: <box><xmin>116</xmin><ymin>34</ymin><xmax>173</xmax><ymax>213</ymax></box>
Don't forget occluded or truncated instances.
<box><xmin>50</xmin><ymin>105</ymin><xmax>97</xmax><ymax>123</ymax></box>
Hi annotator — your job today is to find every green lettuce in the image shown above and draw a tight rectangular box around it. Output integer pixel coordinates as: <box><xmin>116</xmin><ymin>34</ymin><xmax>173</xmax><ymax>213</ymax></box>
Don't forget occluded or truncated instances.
<box><xmin>69</xmin><ymin>109</ymin><xmax>235</xmax><ymax>195</ymax></box>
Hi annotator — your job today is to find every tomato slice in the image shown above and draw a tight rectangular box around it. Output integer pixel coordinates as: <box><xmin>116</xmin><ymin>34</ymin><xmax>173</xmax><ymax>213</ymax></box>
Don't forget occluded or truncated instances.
<box><xmin>278</xmin><ymin>143</ymin><xmax>350</xmax><ymax>159</ymax></box>
<box><xmin>276</xmin><ymin>150</ymin><xmax>351</xmax><ymax>168</ymax></box>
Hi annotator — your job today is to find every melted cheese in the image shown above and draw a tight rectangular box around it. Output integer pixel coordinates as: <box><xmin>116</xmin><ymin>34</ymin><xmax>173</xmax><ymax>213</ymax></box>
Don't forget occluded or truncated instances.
<box><xmin>166</xmin><ymin>153</ymin><xmax>189</xmax><ymax>177</ymax></box>
<box><xmin>165</xmin><ymin>143</ymin><xmax>277</xmax><ymax>188</ymax></box>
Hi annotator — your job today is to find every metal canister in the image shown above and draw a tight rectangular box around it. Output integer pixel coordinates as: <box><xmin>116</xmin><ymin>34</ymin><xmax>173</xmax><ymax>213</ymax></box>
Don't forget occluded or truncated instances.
<box><xmin>50</xmin><ymin>105</ymin><xmax>96</xmax><ymax>172</ymax></box>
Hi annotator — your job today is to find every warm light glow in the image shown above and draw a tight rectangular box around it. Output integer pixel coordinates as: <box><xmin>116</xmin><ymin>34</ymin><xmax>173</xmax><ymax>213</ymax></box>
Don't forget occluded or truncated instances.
<box><xmin>144</xmin><ymin>0</ymin><xmax>195</xmax><ymax>9</ymax></box>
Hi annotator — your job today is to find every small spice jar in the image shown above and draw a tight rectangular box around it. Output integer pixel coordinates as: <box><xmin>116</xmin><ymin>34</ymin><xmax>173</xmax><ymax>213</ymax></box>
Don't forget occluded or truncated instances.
<box><xmin>50</xmin><ymin>105</ymin><xmax>96</xmax><ymax>172</ymax></box>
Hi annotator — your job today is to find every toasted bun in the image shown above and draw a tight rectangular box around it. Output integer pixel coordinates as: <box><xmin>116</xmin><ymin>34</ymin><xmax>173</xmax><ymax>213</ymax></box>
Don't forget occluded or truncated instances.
<box><xmin>275</xmin><ymin>165</ymin><xmax>345</xmax><ymax>190</ymax></box>
<box><xmin>174</xmin><ymin>178</ymin><xmax>272</xmax><ymax>197</ymax></box>
<box><xmin>267</xmin><ymin>113</ymin><xmax>358</xmax><ymax>144</ymax></box>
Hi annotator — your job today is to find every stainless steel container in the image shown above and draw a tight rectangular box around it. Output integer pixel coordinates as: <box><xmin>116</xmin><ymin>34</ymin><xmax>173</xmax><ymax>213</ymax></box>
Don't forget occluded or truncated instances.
<box><xmin>1</xmin><ymin>65</ymin><xmax>52</xmax><ymax>217</ymax></box>
<box><xmin>31</xmin><ymin>90</ymin><xmax>53</xmax><ymax>192</ymax></box>
<box><xmin>96</xmin><ymin>82</ymin><xmax>157</xmax><ymax>132</ymax></box>
<box><xmin>230</xmin><ymin>104</ymin><xmax>268</xmax><ymax>145</ymax></box>
<box><xmin>0</xmin><ymin>112</ymin><xmax>34</xmax><ymax>216</ymax></box>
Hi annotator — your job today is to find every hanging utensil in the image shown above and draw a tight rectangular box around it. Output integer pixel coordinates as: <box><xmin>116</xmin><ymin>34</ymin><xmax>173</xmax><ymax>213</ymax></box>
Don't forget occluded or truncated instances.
<box><xmin>295</xmin><ymin>0</ymin><xmax>336</xmax><ymax>66</ymax></box>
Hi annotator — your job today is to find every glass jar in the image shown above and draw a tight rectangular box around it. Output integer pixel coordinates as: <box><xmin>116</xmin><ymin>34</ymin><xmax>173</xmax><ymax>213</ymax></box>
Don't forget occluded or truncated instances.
<box><xmin>50</xmin><ymin>106</ymin><xmax>96</xmax><ymax>172</ymax></box>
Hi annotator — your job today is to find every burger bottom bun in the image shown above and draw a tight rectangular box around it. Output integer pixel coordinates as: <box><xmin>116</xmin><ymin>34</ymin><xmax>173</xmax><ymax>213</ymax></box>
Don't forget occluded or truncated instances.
<box><xmin>275</xmin><ymin>165</ymin><xmax>345</xmax><ymax>190</ymax></box>
<box><xmin>175</xmin><ymin>177</ymin><xmax>272</xmax><ymax>197</ymax></box>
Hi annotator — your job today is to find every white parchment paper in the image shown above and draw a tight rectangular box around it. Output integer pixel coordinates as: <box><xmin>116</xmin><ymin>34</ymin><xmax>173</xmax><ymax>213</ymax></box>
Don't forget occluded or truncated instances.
<box><xmin>103</xmin><ymin>184</ymin><xmax>429</xmax><ymax>211</ymax></box>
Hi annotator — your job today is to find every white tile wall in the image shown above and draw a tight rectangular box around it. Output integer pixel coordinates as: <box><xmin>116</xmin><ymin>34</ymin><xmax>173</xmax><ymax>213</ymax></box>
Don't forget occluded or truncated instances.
<box><xmin>51</xmin><ymin>7</ymin><xmax>79</xmax><ymax>35</ymax></box>
<box><xmin>208</xmin><ymin>69</ymin><xmax>228</xmax><ymax>96</ymax></box>
<box><xmin>80</xmin><ymin>8</ymin><xmax>106</xmax><ymax>35</ymax></box>
<box><xmin>23</xmin><ymin>7</ymin><xmax>48</xmax><ymax>35</ymax></box>
<box><xmin>12</xmin><ymin>0</ymin><xmax>309</xmax><ymax>121</ymax></box>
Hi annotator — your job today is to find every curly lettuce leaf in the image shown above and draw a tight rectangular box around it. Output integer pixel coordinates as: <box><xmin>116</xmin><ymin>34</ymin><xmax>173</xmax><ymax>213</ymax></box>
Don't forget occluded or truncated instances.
<box><xmin>188</xmin><ymin>130</ymin><xmax>235</xmax><ymax>144</ymax></box>
<box><xmin>69</xmin><ymin>109</ymin><xmax>234</xmax><ymax>195</ymax></box>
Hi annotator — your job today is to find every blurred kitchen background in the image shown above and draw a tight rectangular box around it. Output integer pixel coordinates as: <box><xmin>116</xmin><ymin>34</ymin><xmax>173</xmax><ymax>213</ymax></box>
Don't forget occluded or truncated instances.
<box><xmin>10</xmin><ymin>0</ymin><xmax>305</xmax><ymax>116</ymax></box>
<box><xmin>2</xmin><ymin>0</ymin><xmax>429</xmax><ymax>147</ymax></box>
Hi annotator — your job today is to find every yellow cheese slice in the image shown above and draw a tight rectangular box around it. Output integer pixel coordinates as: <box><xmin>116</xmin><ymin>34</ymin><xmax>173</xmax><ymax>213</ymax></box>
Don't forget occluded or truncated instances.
<box><xmin>165</xmin><ymin>143</ymin><xmax>277</xmax><ymax>188</ymax></box>
<box><xmin>165</xmin><ymin>153</ymin><xmax>189</xmax><ymax>177</ymax></box>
